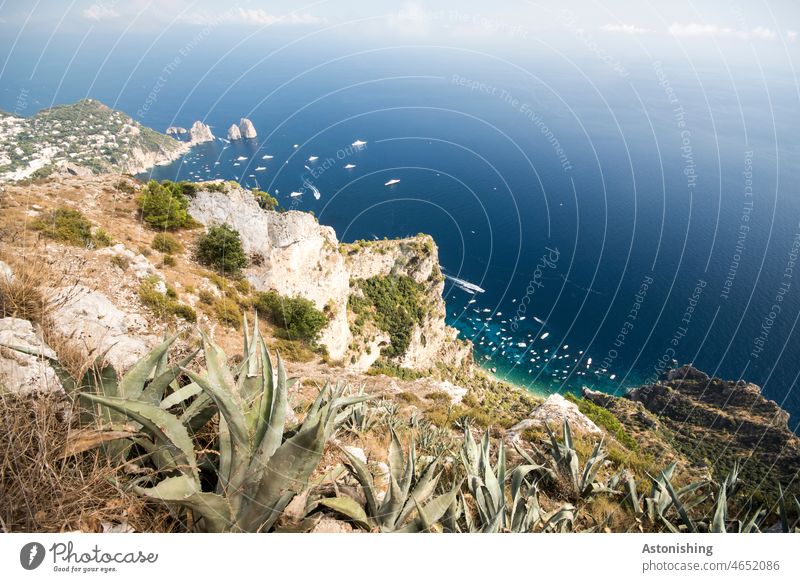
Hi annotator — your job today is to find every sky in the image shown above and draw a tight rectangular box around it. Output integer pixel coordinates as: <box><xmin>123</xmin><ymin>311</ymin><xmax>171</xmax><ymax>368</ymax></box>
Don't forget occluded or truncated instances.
<box><xmin>0</xmin><ymin>0</ymin><xmax>798</xmax><ymax>48</ymax></box>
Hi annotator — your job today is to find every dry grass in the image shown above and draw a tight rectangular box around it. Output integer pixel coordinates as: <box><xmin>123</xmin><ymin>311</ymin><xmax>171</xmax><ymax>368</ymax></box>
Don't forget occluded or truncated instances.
<box><xmin>0</xmin><ymin>392</ymin><xmax>177</xmax><ymax>533</ymax></box>
<box><xmin>0</xmin><ymin>262</ymin><xmax>47</xmax><ymax>323</ymax></box>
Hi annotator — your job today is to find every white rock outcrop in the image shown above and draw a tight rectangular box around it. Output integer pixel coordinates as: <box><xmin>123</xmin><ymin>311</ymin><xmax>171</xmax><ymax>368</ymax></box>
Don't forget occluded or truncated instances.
<box><xmin>0</xmin><ymin>260</ymin><xmax>13</xmax><ymax>284</ymax></box>
<box><xmin>96</xmin><ymin>244</ymin><xmax>160</xmax><ymax>280</ymax></box>
<box><xmin>188</xmin><ymin>186</ymin><xmax>470</xmax><ymax>369</ymax></box>
<box><xmin>227</xmin><ymin>124</ymin><xmax>242</xmax><ymax>141</ymax></box>
<box><xmin>189</xmin><ymin>121</ymin><xmax>214</xmax><ymax>144</ymax></box>
<box><xmin>0</xmin><ymin>318</ymin><xmax>63</xmax><ymax>395</ymax></box>
<box><xmin>49</xmin><ymin>286</ymin><xmax>155</xmax><ymax>373</ymax></box>
<box><xmin>508</xmin><ymin>393</ymin><xmax>601</xmax><ymax>436</ymax></box>
<box><xmin>239</xmin><ymin>118</ymin><xmax>257</xmax><ymax>139</ymax></box>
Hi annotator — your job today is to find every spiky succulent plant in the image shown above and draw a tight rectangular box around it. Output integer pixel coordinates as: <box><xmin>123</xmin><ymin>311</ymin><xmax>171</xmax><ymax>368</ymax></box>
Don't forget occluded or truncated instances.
<box><xmin>81</xmin><ymin>316</ymin><xmax>371</xmax><ymax>532</ymax></box>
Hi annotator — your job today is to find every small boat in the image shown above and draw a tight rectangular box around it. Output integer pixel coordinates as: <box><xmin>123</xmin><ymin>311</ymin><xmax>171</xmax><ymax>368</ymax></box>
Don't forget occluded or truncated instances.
<box><xmin>384</xmin><ymin>179</ymin><xmax>401</xmax><ymax>186</ymax></box>
<box><xmin>352</xmin><ymin>139</ymin><xmax>367</xmax><ymax>147</ymax></box>
<box><xmin>236</xmin><ymin>156</ymin><xmax>248</xmax><ymax>161</ymax></box>
<box><xmin>255</xmin><ymin>166</ymin><xmax>266</xmax><ymax>171</ymax></box>
<box><xmin>290</xmin><ymin>191</ymin><xmax>302</xmax><ymax>197</ymax></box>
<box><xmin>293</xmin><ymin>144</ymin><xmax>299</xmax><ymax>148</ymax></box>
<box><xmin>262</xmin><ymin>155</ymin><xmax>274</xmax><ymax>159</ymax></box>
<box><xmin>540</xmin><ymin>332</ymin><xmax>550</xmax><ymax>340</ymax></box>
<box><xmin>344</xmin><ymin>163</ymin><xmax>356</xmax><ymax>169</ymax></box>
<box><xmin>308</xmin><ymin>156</ymin><xmax>318</xmax><ymax>162</ymax></box>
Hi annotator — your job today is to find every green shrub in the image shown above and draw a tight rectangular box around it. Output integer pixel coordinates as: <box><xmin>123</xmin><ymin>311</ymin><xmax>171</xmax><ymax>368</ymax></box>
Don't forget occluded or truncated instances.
<box><xmin>214</xmin><ymin>297</ymin><xmax>242</xmax><ymax>328</ymax></box>
<box><xmin>110</xmin><ymin>254</ymin><xmax>129</xmax><ymax>271</ymax></box>
<box><xmin>137</xmin><ymin>180</ymin><xmax>191</xmax><ymax>230</ymax></box>
<box><xmin>196</xmin><ymin>224</ymin><xmax>248</xmax><ymax>275</ymax></box>
<box><xmin>93</xmin><ymin>228</ymin><xmax>113</xmax><ymax>247</ymax></box>
<box><xmin>151</xmin><ymin>233</ymin><xmax>182</xmax><ymax>254</ymax></box>
<box><xmin>253</xmin><ymin>290</ymin><xmax>327</xmax><ymax>343</ymax></box>
<box><xmin>198</xmin><ymin>289</ymin><xmax>215</xmax><ymax>304</ymax></box>
<box><xmin>33</xmin><ymin>208</ymin><xmax>94</xmax><ymax>246</ymax></box>
<box><xmin>161</xmin><ymin>255</ymin><xmax>177</xmax><ymax>267</ymax></box>
<box><xmin>138</xmin><ymin>276</ymin><xmax>196</xmax><ymax>322</ymax></box>
<box><xmin>252</xmin><ymin>189</ymin><xmax>279</xmax><ymax>211</ymax></box>
<box><xmin>352</xmin><ymin>275</ymin><xmax>426</xmax><ymax>358</ymax></box>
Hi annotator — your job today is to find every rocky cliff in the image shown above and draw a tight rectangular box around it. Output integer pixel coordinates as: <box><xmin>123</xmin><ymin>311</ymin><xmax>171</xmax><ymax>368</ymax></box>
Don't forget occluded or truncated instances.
<box><xmin>187</xmin><ymin>184</ymin><xmax>470</xmax><ymax>371</ymax></box>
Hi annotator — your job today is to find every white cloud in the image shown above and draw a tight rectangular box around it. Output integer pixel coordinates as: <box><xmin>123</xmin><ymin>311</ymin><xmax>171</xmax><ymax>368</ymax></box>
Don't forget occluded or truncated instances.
<box><xmin>83</xmin><ymin>4</ymin><xmax>120</xmax><ymax>21</ymax></box>
<box><xmin>601</xmin><ymin>23</ymin><xmax>654</xmax><ymax>36</ymax></box>
<box><xmin>668</xmin><ymin>22</ymin><xmax>777</xmax><ymax>41</ymax></box>
<box><xmin>788</xmin><ymin>30</ymin><xmax>798</xmax><ymax>43</ymax></box>
<box><xmin>387</xmin><ymin>2</ymin><xmax>433</xmax><ymax>37</ymax></box>
<box><xmin>180</xmin><ymin>7</ymin><xmax>323</xmax><ymax>27</ymax></box>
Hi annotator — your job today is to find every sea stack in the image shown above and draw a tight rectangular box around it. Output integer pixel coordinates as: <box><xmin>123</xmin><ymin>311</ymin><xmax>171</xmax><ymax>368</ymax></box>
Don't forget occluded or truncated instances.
<box><xmin>166</xmin><ymin>126</ymin><xmax>187</xmax><ymax>135</ymax></box>
<box><xmin>188</xmin><ymin>121</ymin><xmax>214</xmax><ymax>143</ymax></box>
<box><xmin>227</xmin><ymin>124</ymin><xmax>242</xmax><ymax>140</ymax></box>
<box><xmin>239</xmin><ymin>118</ymin><xmax>257</xmax><ymax>139</ymax></box>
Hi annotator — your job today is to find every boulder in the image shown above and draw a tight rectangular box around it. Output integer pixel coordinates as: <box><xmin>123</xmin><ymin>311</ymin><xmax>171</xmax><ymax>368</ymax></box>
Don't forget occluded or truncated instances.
<box><xmin>0</xmin><ymin>260</ymin><xmax>13</xmax><ymax>284</ymax></box>
<box><xmin>49</xmin><ymin>286</ymin><xmax>154</xmax><ymax>374</ymax></box>
<box><xmin>508</xmin><ymin>393</ymin><xmax>601</xmax><ymax>435</ymax></box>
<box><xmin>0</xmin><ymin>317</ymin><xmax>63</xmax><ymax>395</ymax></box>
<box><xmin>239</xmin><ymin>118</ymin><xmax>257</xmax><ymax>139</ymax></box>
<box><xmin>96</xmin><ymin>244</ymin><xmax>160</xmax><ymax>280</ymax></box>
<box><xmin>189</xmin><ymin>121</ymin><xmax>214</xmax><ymax>144</ymax></box>
<box><xmin>227</xmin><ymin>124</ymin><xmax>242</xmax><ymax>141</ymax></box>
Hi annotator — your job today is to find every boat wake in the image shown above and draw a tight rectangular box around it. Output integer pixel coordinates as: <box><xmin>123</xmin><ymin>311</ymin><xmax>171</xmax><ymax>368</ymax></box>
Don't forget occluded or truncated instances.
<box><xmin>445</xmin><ymin>274</ymin><xmax>486</xmax><ymax>294</ymax></box>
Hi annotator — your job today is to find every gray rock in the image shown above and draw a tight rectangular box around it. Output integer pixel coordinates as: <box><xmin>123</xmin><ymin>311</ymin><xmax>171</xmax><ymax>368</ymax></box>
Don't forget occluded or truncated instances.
<box><xmin>0</xmin><ymin>260</ymin><xmax>13</xmax><ymax>284</ymax></box>
<box><xmin>49</xmin><ymin>286</ymin><xmax>154</xmax><ymax>374</ymax></box>
<box><xmin>189</xmin><ymin>121</ymin><xmax>214</xmax><ymax>144</ymax></box>
<box><xmin>508</xmin><ymin>393</ymin><xmax>601</xmax><ymax>436</ymax></box>
<box><xmin>227</xmin><ymin>124</ymin><xmax>242</xmax><ymax>141</ymax></box>
<box><xmin>0</xmin><ymin>318</ymin><xmax>63</xmax><ymax>395</ymax></box>
<box><xmin>239</xmin><ymin>118</ymin><xmax>257</xmax><ymax>139</ymax></box>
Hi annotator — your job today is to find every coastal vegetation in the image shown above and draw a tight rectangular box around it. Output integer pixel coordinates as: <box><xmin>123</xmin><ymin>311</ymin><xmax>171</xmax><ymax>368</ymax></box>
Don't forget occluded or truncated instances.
<box><xmin>196</xmin><ymin>224</ymin><xmax>248</xmax><ymax>275</ymax></box>
<box><xmin>253</xmin><ymin>290</ymin><xmax>328</xmax><ymax>344</ymax></box>
<box><xmin>137</xmin><ymin>180</ymin><xmax>192</xmax><ymax>230</ymax></box>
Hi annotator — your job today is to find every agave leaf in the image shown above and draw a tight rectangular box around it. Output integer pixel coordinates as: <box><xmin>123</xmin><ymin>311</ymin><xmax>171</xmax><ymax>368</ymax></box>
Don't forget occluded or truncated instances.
<box><xmin>201</xmin><ymin>332</ymin><xmax>241</xmax><ymax>403</ymax></box>
<box><xmin>397</xmin><ymin>480</ymin><xmax>463</xmax><ymax>533</ymax></box>
<box><xmin>160</xmin><ymin>382</ymin><xmax>202</xmax><ymax>410</ymax></box>
<box><xmin>133</xmin><ymin>475</ymin><xmax>233</xmax><ymax>533</ymax></box>
<box><xmin>80</xmin><ymin>393</ymin><xmax>199</xmax><ymax>483</ymax></box>
<box><xmin>318</xmin><ymin>497</ymin><xmax>372</xmax><ymax>531</ymax></box>
<box><xmin>61</xmin><ymin>428</ymin><xmax>139</xmax><ymax>458</ymax></box>
<box><xmin>252</xmin><ymin>337</ymin><xmax>275</xmax><ymax>449</ymax></box>
<box><xmin>141</xmin><ymin>348</ymin><xmax>199</xmax><ymax>405</ymax></box>
<box><xmin>239</xmin><ymin>413</ymin><xmax>328</xmax><ymax>530</ymax></box>
<box><xmin>778</xmin><ymin>484</ymin><xmax>789</xmax><ymax>533</ymax></box>
<box><xmin>388</xmin><ymin>428</ymin><xmax>405</xmax><ymax>484</ymax></box>
<box><xmin>664</xmin><ymin>478</ymin><xmax>697</xmax><ymax>533</ymax></box>
<box><xmin>341</xmin><ymin>448</ymin><xmax>379</xmax><ymax>518</ymax></box>
<box><xmin>711</xmin><ymin>482</ymin><xmax>727</xmax><ymax>533</ymax></box>
<box><xmin>184</xmin><ymin>369</ymin><xmax>249</xmax><ymax>495</ymax></box>
<box><xmin>250</xmin><ymin>353</ymin><xmax>288</xmax><ymax>469</ymax></box>
<box><xmin>118</xmin><ymin>334</ymin><xmax>178</xmax><ymax>401</ymax></box>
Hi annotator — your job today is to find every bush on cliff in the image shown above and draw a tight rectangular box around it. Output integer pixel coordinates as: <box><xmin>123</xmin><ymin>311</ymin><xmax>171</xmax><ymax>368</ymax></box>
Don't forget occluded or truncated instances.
<box><xmin>137</xmin><ymin>180</ymin><xmax>191</xmax><ymax>230</ymax></box>
<box><xmin>196</xmin><ymin>224</ymin><xmax>248</xmax><ymax>275</ymax></box>
<box><xmin>254</xmin><ymin>290</ymin><xmax>327</xmax><ymax>343</ymax></box>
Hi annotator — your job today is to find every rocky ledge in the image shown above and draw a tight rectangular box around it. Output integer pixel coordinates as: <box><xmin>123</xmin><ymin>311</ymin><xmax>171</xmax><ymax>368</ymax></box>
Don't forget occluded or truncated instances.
<box><xmin>584</xmin><ymin>365</ymin><xmax>800</xmax><ymax>501</ymax></box>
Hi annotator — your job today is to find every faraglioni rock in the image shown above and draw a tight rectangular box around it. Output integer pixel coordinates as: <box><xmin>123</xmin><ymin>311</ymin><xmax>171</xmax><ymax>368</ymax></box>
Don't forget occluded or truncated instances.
<box><xmin>239</xmin><ymin>117</ymin><xmax>257</xmax><ymax>139</ymax></box>
<box><xmin>227</xmin><ymin>123</ymin><xmax>242</xmax><ymax>140</ymax></box>
<box><xmin>189</xmin><ymin>120</ymin><xmax>214</xmax><ymax>143</ymax></box>
<box><xmin>166</xmin><ymin>126</ymin><xmax>187</xmax><ymax>135</ymax></box>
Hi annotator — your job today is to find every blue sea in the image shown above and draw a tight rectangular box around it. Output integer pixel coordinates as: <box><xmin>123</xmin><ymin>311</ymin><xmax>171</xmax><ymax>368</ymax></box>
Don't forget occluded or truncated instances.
<box><xmin>2</xmin><ymin>33</ymin><xmax>799</xmax><ymax>428</ymax></box>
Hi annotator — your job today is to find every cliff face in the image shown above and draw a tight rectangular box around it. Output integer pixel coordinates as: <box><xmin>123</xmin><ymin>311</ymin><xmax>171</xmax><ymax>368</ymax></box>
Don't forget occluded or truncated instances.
<box><xmin>188</xmin><ymin>186</ymin><xmax>470</xmax><ymax>371</ymax></box>
<box><xmin>585</xmin><ymin>365</ymin><xmax>800</xmax><ymax>501</ymax></box>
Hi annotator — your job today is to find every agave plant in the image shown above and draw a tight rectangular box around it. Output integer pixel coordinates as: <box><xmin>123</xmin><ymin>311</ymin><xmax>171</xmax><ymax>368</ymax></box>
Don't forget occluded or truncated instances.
<box><xmin>321</xmin><ymin>428</ymin><xmax>461</xmax><ymax>532</ymax></box>
<box><xmin>81</xmin><ymin>317</ymin><xmax>372</xmax><ymax>532</ymax></box>
<box><xmin>4</xmin><ymin>332</ymin><xmax>198</xmax><ymax>462</ymax></box>
<box><xmin>342</xmin><ymin>386</ymin><xmax>385</xmax><ymax>435</ymax></box>
<box><xmin>545</xmin><ymin>420</ymin><xmax>611</xmax><ymax>499</ymax></box>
